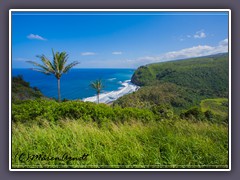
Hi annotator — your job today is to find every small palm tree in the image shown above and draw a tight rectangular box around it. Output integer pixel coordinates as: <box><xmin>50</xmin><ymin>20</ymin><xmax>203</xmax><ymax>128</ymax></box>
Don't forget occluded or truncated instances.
<box><xmin>90</xmin><ymin>79</ymin><xmax>104</xmax><ymax>104</ymax></box>
<box><xmin>27</xmin><ymin>49</ymin><xmax>79</xmax><ymax>102</ymax></box>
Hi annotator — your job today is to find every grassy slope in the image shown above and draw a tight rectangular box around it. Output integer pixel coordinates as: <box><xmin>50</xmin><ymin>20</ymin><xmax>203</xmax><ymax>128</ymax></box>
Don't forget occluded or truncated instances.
<box><xmin>12</xmin><ymin>120</ymin><xmax>228</xmax><ymax>168</ymax></box>
<box><xmin>200</xmin><ymin>98</ymin><xmax>228</xmax><ymax>118</ymax></box>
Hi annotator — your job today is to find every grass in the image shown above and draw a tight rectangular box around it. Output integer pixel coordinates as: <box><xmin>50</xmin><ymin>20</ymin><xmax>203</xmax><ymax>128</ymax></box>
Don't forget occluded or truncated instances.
<box><xmin>12</xmin><ymin>119</ymin><xmax>228</xmax><ymax>169</ymax></box>
<box><xmin>11</xmin><ymin>53</ymin><xmax>229</xmax><ymax>169</ymax></box>
<box><xmin>200</xmin><ymin>98</ymin><xmax>228</xmax><ymax>118</ymax></box>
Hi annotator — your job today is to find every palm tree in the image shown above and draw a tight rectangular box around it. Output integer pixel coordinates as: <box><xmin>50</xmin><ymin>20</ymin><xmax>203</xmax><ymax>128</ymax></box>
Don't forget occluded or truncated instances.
<box><xmin>90</xmin><ymin>79</ymin><xmax>104</xmax><ymax>104</ymax></box>
<box><xmin>27</xmin><ymin>49</ymin><xmax>79</xmax><ymax>102</ymax></box>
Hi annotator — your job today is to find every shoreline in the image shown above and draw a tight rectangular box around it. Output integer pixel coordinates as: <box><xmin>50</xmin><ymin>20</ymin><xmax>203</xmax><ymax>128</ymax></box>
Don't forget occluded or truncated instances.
<box><xmin>82</xmin><ymin>80</ymin><xmax>139</xmax><ymax>104</ymax></box>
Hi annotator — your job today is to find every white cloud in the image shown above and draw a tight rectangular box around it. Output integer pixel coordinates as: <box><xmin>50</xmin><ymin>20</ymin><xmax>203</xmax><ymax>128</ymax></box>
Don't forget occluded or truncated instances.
<box><xmin>112</xmin><ymin>51</ymin><xmax>123</xmax><ymax>55</ymax></box>
<box><xmin>179</xmin><ymin>30</ymin><xmax>206</xmax><ymax>41</ymax></box>
<box><xmin>193</xmin><ymin>30</ymin><xmax>206</xmax><ymax>39</ymax></box>
<box><xmin>137</xmin><ymin>38</ymin><xmax>228</xmax><ymax>65</ymax></box>
<box><xmin>81</xmin><ymin>52</ymin><xmax>96</xmax><ymax>56</ymax></box>
<box><xmin>162</xmin><ymin>45</ymin><xmax>214</xmax><ymax>60</ymax></box>
<box><xmin>219</xmin><ymin>38</ymin><xmax>228</xmax><ymax>46</ymax></box>
<box><xmin>27</xmin><ymin>34</ymin><xmax>47</xmax><ymax>40</ymax></box>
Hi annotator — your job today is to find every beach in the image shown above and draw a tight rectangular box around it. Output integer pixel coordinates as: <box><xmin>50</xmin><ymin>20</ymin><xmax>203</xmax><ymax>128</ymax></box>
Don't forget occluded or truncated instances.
<box><xmin>83</xmin><ymin>80</ymin><xmax>139</xmax><ymax>104</ymax></box>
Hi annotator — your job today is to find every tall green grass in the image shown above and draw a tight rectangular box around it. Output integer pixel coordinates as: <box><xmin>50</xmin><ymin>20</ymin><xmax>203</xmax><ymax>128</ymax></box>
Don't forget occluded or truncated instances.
<box><xmin>12</xmin><ymin>119</ymin><xmax>228</xmax><ymax>169</ymax></box>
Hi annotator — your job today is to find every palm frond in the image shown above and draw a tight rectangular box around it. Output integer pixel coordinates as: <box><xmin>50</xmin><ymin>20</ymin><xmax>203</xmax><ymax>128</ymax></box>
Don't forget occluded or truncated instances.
<box><xmin>58</xmin><ymin>52</ymin><xmax>68</xmax><ymax>72</ymax></box>
<box><xmin>37</xmin><ymin>55</ymin><xmax>55</xmax><ymax>74</ymax></box>
<box><xmin>26</xmin><ymin>60</ymin><xmax>53</xmax><ymax>74</ymax></box>
<box><xmin>63</xmin><ymin>61</ymin><xmax>79</xmax><ymax>73</ymax></box>
<box><xmin>90</xmin><ymin>79</ymin><xmax>104</xmax><ymax>93</ymax></box>
<box><xmin>30</xmin><ymin>68</ymin><xmax>51</xmax><ymax>75</ymax></box>
<box><xmin>52</xmin><ymin>49</ymin><xmax>59</xmax><ymax>73</ymax></box>
<box><xmin>90</xmin><ymin>82</ymin><xmax>98</xmax><ymax>89</ymax></box>
<box><xmin>28</xmin><ymin>50</ymin><xmax>78</xmax><ymax>76</ymax></box>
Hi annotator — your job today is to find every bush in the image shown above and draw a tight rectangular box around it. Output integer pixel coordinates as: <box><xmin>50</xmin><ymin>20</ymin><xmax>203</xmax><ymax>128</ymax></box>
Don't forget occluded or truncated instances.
<box><xmin>12</xmin><ymin>99</ymin><xmax>58</xmax><ymax>123</ymax></box>
<box><xmin>204</xmin><ymin>110</ymin><xmax>214</xmax><ymax>121</ymax></box>
<box><xmin>180</xmin><ymin>107</ymin><xmax>205</xmax><ymax>121</ymax></box>
<box><xmin>151</xmin><ymin>105</ymin><xmax>174</xmax><ymax>121</ymax></box>
<box><xmin>12</xmin><ymin>99</ymin><xmax>156</xmax><ymax>124</ymax></box>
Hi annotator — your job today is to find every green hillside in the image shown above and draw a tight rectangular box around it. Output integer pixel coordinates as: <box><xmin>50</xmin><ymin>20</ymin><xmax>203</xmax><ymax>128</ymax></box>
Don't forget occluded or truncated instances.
<box><xmin>131</xmin><ymin>53</ymin><xmax>228</xmax><ymax>97</ymax></box>
<box><xmin>200</xmin><ymin>98</ymin><xmax>228</xmax><ymax>123</ymax></box>
<box><xmin>12</xmin><ymin>75</ymin><xmax>44</xmax><ymax>102</ymax></box>
<box><xmin>115</xmin><ymin>53</ymin><xmax>229</xmax><ymax>114</ymax></box>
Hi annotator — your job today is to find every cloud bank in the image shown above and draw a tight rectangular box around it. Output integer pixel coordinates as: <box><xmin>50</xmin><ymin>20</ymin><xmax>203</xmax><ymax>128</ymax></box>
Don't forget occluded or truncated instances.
<box><xmin>123</xmin><ymin>38</ymin><xmax>228</xmax><ymax>68</ymax></box>
<box><xmin>75</xmin><ymin>38</ymin><xmax>228</xmax><ymax>68</ymax></box>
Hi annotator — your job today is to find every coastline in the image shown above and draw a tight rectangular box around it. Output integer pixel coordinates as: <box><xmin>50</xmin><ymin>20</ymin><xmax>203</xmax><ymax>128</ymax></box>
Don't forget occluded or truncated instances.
<box><xmin>82</xmin><ymin>80</ymin><xmax>139</xmax><ymax>104</ymax></box>
<box><xmin>12</xmin><ymin>68</ymin><xmax>136</xmax><ymax>100</ymax></box>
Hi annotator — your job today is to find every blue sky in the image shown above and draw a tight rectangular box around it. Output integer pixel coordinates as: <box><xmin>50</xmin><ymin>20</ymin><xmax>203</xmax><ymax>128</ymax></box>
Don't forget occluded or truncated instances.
<box><xmin>11</xmin><ymin>11</ymin><xmax>229</xmax><ymax>68</ymax></box>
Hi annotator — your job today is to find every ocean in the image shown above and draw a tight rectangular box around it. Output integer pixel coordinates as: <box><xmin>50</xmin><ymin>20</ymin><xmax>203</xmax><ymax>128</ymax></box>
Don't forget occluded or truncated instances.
<box><xmin>12</xmin><ymin>68</ymin><xmax>138</xmax><ymax>103</ymax></box>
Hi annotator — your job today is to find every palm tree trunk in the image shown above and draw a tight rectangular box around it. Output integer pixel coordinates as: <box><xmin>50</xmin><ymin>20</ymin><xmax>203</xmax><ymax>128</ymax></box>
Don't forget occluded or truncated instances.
<box><xmin>97</xmin><ymin>93</ymin><xmax>99</xmax><ymax>104</ymax></box>
<box><xmin>57</xmin><ymin>78</ymin><xmax>61</xmax><ymax>102</ymax></box>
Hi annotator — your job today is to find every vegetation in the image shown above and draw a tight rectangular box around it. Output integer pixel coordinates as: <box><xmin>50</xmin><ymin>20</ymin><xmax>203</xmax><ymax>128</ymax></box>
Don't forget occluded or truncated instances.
<box><xmin>12</xmin><ymin>112</ymin><xmax>228</xmax><ymax>168</ymax></box>
<box><xmin>11</xmin><ymin>53</ymin><xmax>229</xmax><ymax>169</ymax></box>
<box><xmin>200</xmin><ymin>98</ymin><xmax>228</xmax><ymax>117</ymax></box>
<box><xmin>12</xmin><ymin>75</ymin><xmax>43</xmax><ymax>102</ymax></box>
<box><xmin>115</xmin><ymin>53</ymin><xmax>229</xmax><ymax>114</ymax></box>
<box><xmin>200</xmin><ymin>98</ymin><xmax>228</xmax><ymax>124</ymax></box>
<box><xmin>131</xmin><ymin>53</ymin><xmax>228</xmax><ymax>97</ymax></box>
<box><xmin>12</xmin><ymin>99</ymin><xmax>154</xmax><ymax>124</ymax></box>
<box><xmin>11</xmin><ymin>98</ymin><xmax>228</xmax><ymax>168</ymax></box>
<box><xmin>114</xmin><ymin>82</ymin><xmax>200</xmax><ymax>114</ymax></box>
<box><xmin>27</xmin><ymin>49</ymin><xmax>79</xmax><ymax>102</ymax></box>
<box><xmin>90</xmin><ymin>79</ymin><xmax>104</xmax><ymax>104</ymax></box>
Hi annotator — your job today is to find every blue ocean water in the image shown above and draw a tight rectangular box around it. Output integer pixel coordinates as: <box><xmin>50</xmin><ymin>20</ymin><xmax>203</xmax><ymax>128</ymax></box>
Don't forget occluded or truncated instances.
<box><xmin>12</xmin><ymin>68</ymin><xmax>135</xmax><ymax>100</ymax></box>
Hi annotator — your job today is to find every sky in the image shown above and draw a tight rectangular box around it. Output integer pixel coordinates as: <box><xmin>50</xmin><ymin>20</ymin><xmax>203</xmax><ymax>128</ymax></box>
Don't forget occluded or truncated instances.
<box><xmin>11</xmin><ymin>11</ymin><xmax>229</xmax><ymax>68</ymax></box>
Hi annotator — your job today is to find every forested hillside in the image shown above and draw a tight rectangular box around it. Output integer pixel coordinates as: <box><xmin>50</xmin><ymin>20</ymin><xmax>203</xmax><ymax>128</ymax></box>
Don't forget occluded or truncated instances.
<box><xmin>131</xmin><ymin>53</ymin><xmax>228</xmax><ymax>96</ymax></box>
<box><xmin>114</xmin><ymin>53</ymin><xmax>229</xmax><ymax>115</ymax></box>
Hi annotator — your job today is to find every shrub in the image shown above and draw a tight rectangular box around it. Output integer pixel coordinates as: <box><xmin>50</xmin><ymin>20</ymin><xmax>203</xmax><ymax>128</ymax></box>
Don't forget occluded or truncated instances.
<box><xmin>12</xmin><ymin>99</ymin><xmax>58</xmax><ymax>123</ymax></box>
<box><xmin>12</xmin><ymin>99</ymin><xmax>156</xmax><ymax>124</ymax></box>
<box><xmin>180</xmin><ymin>107</ymin><xmax>205</xmax><ymax>121</ymax></box>
<box><xmin>204</xmin><ymin>110</ymin><xmax>214</xmax><ymax>121</ymax></box>
<box><xmin>151</xmin><ymin>105</ymin><xmax>174</xmax><ymax>121</ymax></box>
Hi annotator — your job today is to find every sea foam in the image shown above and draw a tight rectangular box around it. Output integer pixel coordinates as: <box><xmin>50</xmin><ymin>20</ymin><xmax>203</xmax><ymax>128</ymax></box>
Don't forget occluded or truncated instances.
<box><xmin>82</xmin><ymin>80</ymin><xmax>139</xmax><ymax>104</ymax></box>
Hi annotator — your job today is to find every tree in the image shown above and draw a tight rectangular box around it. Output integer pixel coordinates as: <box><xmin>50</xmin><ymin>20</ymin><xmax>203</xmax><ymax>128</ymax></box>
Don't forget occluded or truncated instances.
<box><xmin>27</xmin><ymin>49</ymin><xmax>79</xmax><ymax>102</ymax></box>
<box><xmin>90</xmin><ymin>79</ymin><xmax>104</xmax><ymax>104</ymax></box>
